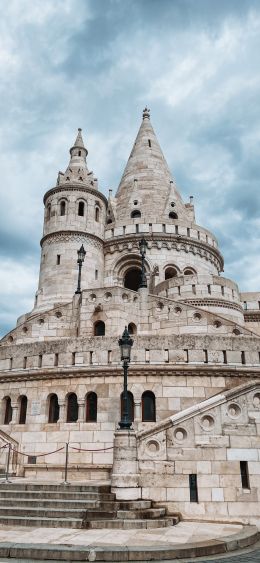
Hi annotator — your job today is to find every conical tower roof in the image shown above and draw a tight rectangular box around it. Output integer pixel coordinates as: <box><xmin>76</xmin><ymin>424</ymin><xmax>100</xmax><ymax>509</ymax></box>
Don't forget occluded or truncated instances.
<box><xmin>57</xmin><ymin>129</ymin><xmax>98</xmax><ymax>189</ymax></box>
<box><xmin>114</xmin><ymin>109</ymin><xmax>190</xmax><ymax>224</ymax></box>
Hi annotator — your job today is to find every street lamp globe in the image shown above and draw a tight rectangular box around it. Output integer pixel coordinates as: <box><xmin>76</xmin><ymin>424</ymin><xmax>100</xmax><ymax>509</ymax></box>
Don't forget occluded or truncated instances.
<box><xmin>77</xmin><ymin>244</ymin><xmax>86</xmax><ymax>263</ymax></box>
<box><xmin>118</xmin><ymin>327</ymin><xmax>133</xmax><ymax>362</ymax></box>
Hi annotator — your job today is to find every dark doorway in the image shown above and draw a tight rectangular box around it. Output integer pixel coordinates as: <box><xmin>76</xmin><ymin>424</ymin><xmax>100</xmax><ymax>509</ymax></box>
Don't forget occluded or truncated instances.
<box><xmin>124</xmin><ymin>268</ymin><xmax>141</xmax><ymax>291</ymax></box>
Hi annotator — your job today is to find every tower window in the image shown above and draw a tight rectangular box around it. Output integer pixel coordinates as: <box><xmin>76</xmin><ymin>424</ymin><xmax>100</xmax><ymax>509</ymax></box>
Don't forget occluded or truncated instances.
<box><xmin>131</xmin><ymin>210</ymin><xmax>141</xmax><ymax>218</ymax></box>
<box><xmin>67</xmin><ymin>393</ymin><xmax>78</xmax><ymax>422</ymax></box>
<box><xmin>78</xmin><ymin>150</ymin><xmax>81</xmax><ymax>156</ymax></box>
<box><xmin>60</xmin><ymin>200</ymin><xmax>66</xmax><ymax>216</ymax></box>
<box><xmin>48</xmin><ymin>394</ymin><xmax>59</xmax><ymax>423</ymax></box>
<box><xmin>78</xmin><ymin>201</ymin><xmax>84</xmax><ymax>216</ymax></box>
<box><xmin>165</xmin><ymin>267</ymin><xmax>178</xmax><ymax>280</ymax></box>
<box><xmin>47</xmin><ymin>204</ymin><xmax>51</xmax><ymax>220</ymax></box>
<box><xmin>95</xmin><ymin>207</ymin><xmax>100</xmax><ymax>222</ymax></box>
<box><xmin>19</xmin><ymin>396</ymin><xmax>27</xmax><ymax>424</ymax></box>
<box><xmin>169</xmin><ymin>211</ymin><xmax>178</xmax><ymax>219</ymax></box>
<box><xmin>4</xmin><ymin>397</ymin><xmax>12</xmax><ymax>425</ymax></box>
<box><xmin>142</xmin><ymin>391</ymin><xmax>156</xmax><ymax>422</ymax></box>
<box><xmin>148</xmin><ymin>139</ymin><xmax>151</xmax><ymax>147</ymax></box>
<box><xmin>94</xmin><ymin>320</ymin><xmax>105</xmax><ymax>336</ymax></box>
<box><xmin>86</xmin><ymin>392</ymin><xmax>97</xmax><ymax>422</ymax></box>
<box><xmin>207</xmin><ymin>284</ymin><xmax>211</xmax><ymax>294</ymax></box>
<box><xmin>241</xmin><ymin>351</ymin><xmax>246</xmax><ymax>365</ymax></box>
<box><xmin>240</xmin><ymin>461</ymin><xmax>250</xmax><ymax>489</ymax></box>
<box><xmin>189</xmin><ymin>474</ymin><xmax>198</xmax><ymax>502</ymax></box>
<box><xmin>56</xmin><ymin>255</ymin><xmax>61</xmax><ymax>265</ymax></box>
<box><xmin>95</xmin><ymin>269</ymin><xmax>98</xmax><ymax>280</ymax></box>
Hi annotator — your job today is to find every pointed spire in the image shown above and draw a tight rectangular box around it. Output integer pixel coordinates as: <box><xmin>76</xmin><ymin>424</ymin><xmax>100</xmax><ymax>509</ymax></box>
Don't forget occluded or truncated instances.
<box><xmin>114</xmin><ymin>110</ymin><xmax>191</xmax><ymax>224</ymax></box>
<box><xmin>70</xmin><ymin>128</ymin><xmax>87</xmax><ymax>155</ymax></box>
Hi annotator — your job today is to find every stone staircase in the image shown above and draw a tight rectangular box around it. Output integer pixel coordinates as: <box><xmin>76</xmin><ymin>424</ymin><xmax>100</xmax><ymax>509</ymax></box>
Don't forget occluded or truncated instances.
<box><xmin>0</xmin><ymin>482</ymin><xmax>179</xmax><ymax>529</ymax></box>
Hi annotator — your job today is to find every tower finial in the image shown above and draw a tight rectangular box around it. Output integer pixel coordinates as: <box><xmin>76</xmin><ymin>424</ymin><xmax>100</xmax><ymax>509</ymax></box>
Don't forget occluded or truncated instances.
<box><xmin>142</xmin><ymin>107</ymin><xmax>150</xmax><ymax>120</ymax></box>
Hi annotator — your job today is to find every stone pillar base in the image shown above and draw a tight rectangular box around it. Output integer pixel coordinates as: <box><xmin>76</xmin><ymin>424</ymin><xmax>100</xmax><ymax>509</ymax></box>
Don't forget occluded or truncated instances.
<box><xmin>111</xmin><ymin>430</ymin><xmax>141</xmax><ymax>500</ymax></box>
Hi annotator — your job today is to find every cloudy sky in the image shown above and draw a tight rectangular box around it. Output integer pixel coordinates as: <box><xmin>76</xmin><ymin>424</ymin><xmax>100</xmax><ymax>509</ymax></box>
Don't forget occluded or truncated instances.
<box><xmin>0</xmin><ymin>0</ymin><xmax>260</xmax><ymax>337</ymax></box>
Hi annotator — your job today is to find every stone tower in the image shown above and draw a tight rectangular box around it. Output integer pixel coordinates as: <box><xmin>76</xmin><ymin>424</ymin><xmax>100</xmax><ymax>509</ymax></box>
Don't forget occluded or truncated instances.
<box><xmin>36</xmin><ymin>129</ymin><xmax>107</xmax><ymax>311</ymax></box>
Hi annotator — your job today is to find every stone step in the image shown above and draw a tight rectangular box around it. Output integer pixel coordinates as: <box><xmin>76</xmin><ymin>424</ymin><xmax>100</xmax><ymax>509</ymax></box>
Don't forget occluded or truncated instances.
<box><xmin>116</xmin><ymin>507</ymin><xmax>166</xmax><ymax>519</ymax></box>
<box><xmin>0</xmin><ymin>483</ymin><xmax>111</xmax><ymax>493</ymax></box>
<box><xmin>85</xmin><ymin>517</ymin><xmax>175</xmax><ymax>529</ymax></box>
<box><xmin>0</xmin><ymin>489</ymin><xmax>114</xmax><ymax>500</ymax></box>
<box><xmin>0</xmin><ymin>515</ymin><xmax>83</xmax><ymax>528</ymax></box>
<box><xmin>117</xmin><ymin>500</ymin><xmax>151</xmax><ymax>510</ymax></box>
<box><xmin>0</xmin><ymin>497</ymin><xmax>115</xmax><ymax>509</ymax></box>
<box><xmin>0</xmin><ymin>506</ymin><xmax>119</xmax><ymax>520</ymax></box>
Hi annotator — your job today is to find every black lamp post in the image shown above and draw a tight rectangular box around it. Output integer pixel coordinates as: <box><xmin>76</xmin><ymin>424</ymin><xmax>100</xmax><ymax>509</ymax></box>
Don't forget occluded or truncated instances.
<box><xmin>75</xmin><ymin>244</ymin><xmax>86</xmax><ymax>294</ymax></box>
<box><xmin>118</xmin><ymin>327</ymin><xmax>133</xmax><ymax>430</ymax></box>
<box><xmin>139</xmin><ymin>237</ymin><xmax>148</xmax><ymax>288</ymax></box>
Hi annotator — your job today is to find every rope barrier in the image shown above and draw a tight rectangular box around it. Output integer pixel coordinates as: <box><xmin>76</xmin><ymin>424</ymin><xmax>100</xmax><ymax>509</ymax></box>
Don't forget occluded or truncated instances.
<box><xmin>0</xmin><ymin>444</ymin><xmax>8</xmax><ymax>450</ymax></box>
<box><xmin>11</xmin><ymin>446</ymin><xmax>64</xmax><ymax>457</ymax></box>
<box><xmin>69</xmin><ymin>445</ymin><xmax>114</xmax><ymax>452</ymax></box>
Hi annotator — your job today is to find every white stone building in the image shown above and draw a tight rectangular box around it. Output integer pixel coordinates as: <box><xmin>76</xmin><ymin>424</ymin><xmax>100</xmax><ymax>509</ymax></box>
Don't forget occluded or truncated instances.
<box><xmin>0</xmin><ymin>108</ymin><xmax>260</xmax><ymax>522</ymax></box>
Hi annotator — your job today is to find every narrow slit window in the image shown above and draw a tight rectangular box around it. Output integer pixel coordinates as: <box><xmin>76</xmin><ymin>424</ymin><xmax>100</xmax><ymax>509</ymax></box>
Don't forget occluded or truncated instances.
<box><xmin>148</xmin><ymin>139</ymin><xmax>151</xmax><ymax>147</ymax></box>
<box><xmin>178</xmin><ymin>286</ymin><xmax>181</xmax><ymax>296</ymax></box>
<box><xmin>184</xmin><ymin>349</ymin><xmax>189</xmax><ymax>363</ymax></box>
<box><xmin>78</xmin><ymin>201</ymin><xmax>84</xmax><ymax>216</ymax></box>
<box><xmin>203</xmin><ymin>349</ymin><xmax>208</xmax><ymax>364</ymax></box>
<box><xmin>241</xmin><ymin>351</ymin><xmax>246</xmax><ymax>365</ymax></box>
<box><xmin>54</xmin><ymin>353</ymin><xmax>59</xmax><ymax>367</ymax></box>
<box><xmin>23</xmin><ymin>356</ymin><xmax>27</xmax><ymax>369</ymax></box>
<box><xmin>108</xmin><ymin>350</ymin><xmax>112</xmax><ymax>363</ymax></box>
<box><xmin>38</xmin><ymin>354</ymin><xmax>42</xmax><ymax>368</ymax></box>
<box><xmin>192</xmin><ymin>284</ymin><xmax>196</xmax><ymax>294</ymax></box>
<box><xmin>9</xmin><ymin>357</ymin><xmax>13</xmax><ymax>370</ymax></box>
<box><xmin>240</xmin><ymin>461</ymin><xmax>250</xmax><ymax>489</ymax></box>
<box><xmin>187</xmin><ymin>228</ymin><xmax>190</xmax><ymax>237</ymax></box>
<box><xmin>164</xmin><ymin>349</ymin><xmax>169</xmax><ymax>363</ymax></box>
<box><xmin>136</xmin><ymin>224</ymin><xmax>139</xmax><ymax>233</ymax></box>
<box><xmin>95</xmin><ymin>269</ymin><xmax>98</xmax><ymax>280</ymax></box>
<box><xmin>189</xmin><ymin>474</ymin><xmax>198</xmax><ymax>502</ymax></box>
<box><xmin>197</xmin><ymin>231</ymin><xmax>200</xmax><ymax>240</ymax></box>
<box><xmin>57</xmin><ymin>255</ymin><xmax>61</xmax><ymax>265</ymax></box>
<box><xmin>221</xmin><ymin>286</ymin><xmax>224</xmax><ymax>296</ymax></box>
<box><xmin>175</xmin><ymin>225</ymin><xmax>179</xmax><ymax>234</ymax></box>
<box><xmin>60</xmin><ymin>200</ymin><xmax>66</xmax><ymax>216</ymax></box>
<box><xmin>145</xmin><ymin>349</ymin><xmax>150</xmax><ymax>363</ymax></box>
<box><xmin>90</xmin><ymin>351</ymin><xmax>93</xmax><ymax>365</ymax></box>
<box><xmin>207</xmin><ymin>284</ymin><xmax>211</xmax><ymax>294</ymax></box>
<box><xmin>244</xmin><ymin>301</ymin><xmax>247</xmax><ymax>310</ymax></box>
<box><xmin>162</xmin><ymin>224</ymin><xmax>166</xmax><ymax>233</ymax></box>
<box><xmin>72</xmin><ymin>352</ymin><xmax>75</xmax><ymax>366</ymax></box>
<box><xmin>223</xmin><ymin>350</ymin><xmax>227</xmax><ymax>364</ymax></box>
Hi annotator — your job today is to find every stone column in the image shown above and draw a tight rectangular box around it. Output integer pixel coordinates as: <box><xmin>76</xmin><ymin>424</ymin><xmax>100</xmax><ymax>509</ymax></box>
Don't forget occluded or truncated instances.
<box><xmin>78</xmin><ymin>401</ymin><xmax>85</xmax><ymax>423</ymax></box>
<box><xmin>134</xmin><ymin>400</ymin><xmax>142</xmax><ymax>422</ymax></box>
<box><xmin>59</xmin><ymin>402</ymin><xmax>66</xmax><ymax>423</ymax></box>
<box><xmin>111</xmin><ymin>430</ymin><xmax>141</xmax><ymax>500</ymax></box>
<box><xmin>10</xmin><ymin>404</ymin><xmax>19</xmax><ymax>425</ymax></box>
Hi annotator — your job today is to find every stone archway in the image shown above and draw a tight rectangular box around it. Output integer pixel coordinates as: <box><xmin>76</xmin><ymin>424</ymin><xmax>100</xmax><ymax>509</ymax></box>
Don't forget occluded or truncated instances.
<box><xmin>124</xmin><ymin>268</ymin><xmax>141</xmax><ymax>291</ymax></box>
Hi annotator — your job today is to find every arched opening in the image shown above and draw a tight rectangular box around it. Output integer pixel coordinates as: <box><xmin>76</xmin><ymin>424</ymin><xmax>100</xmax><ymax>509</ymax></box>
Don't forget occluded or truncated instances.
<box><xmin>78</xmin><ymin>201</ymin><xmax>85</xmax><ymax>216</ymax></box>
<box><xmin>142</xmin><ymin>391</ymin><xmax>156</xmax><ymax>422</ymax></box>
<box><xmin>48</xmin><ymin>394</ymin><xmax>59</xmax><ymax>423</ymax></box>
<box><xmin>184</xmin><ymin>268</ymin><xmax>196</xmax><ymax>276</ymax></box>
<box><xmin>60</xmin><ymin>200</ymin><xmax>66</xmax><ymax>216</ymax></box>
<box><xmin>107</xmin><ymin>218</ymin><xmax>113</xmax><ymax>225</ymax></box>
<box><xmin>19</xmin><ymin>395</ymin><xmax>27</xmax><ymax>424</ymax></box>
<box><xmin>47</xmin><ymin>204</ymin><xmax>51</xmax><ymax>220</ymax></box>
<box><xmin>131</xmin><ymin>210</ymin><xmax>141</xmax><ymax>219</ymax></box>
<box><xmin>124</xmin><ymin>268</ymin><xmax>141</xmax><ymax>292</ymax></box>
<box><xmin>128</xmin><ymin>322</ymin><xmax>137</xmax><ymax>335</ymax></box>
<box><xmin>169</xmin><ymin>211</ymin><xmax>178</xmax><ymax>219</ymax></box>
<box><xmin>67</xmin><ymin>393</ymin><xmax>78</xmax><ymax>422</ymax></box>
<box><xmin>120</xmin><ymin>391</ymin><xmax>134</xmax><ymax>422</ymax></box>
<box><xmin>94</xmin><ymin>320</ymin><xmax>105</xmax><ymax>336</ymax></box>
<box><xmin>3</xmin><ymin>397</ymin><xmax>12</xmax><ymax>425</ymax></box>
<box><xmin>86</xmin><ymin>392</ymin><xmax>97</xmax><ymax>422</ymax></box>
<box><xmin>78</xmin><ymin>150</ymin><xmax>81</xmax><ymax>156</ymax></box>
<box><xmin>165</xmin><ymin>267</ymin><xmax>178</xmax><ymax>280</ymax></box>
<box><xmin>95</xmin><ymin>207</ymin><xmax>100</xmax><ymax>222</ymax></box>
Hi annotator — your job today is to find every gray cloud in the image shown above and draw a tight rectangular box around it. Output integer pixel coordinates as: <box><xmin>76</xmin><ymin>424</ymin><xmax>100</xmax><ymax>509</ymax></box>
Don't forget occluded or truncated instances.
<box><xmin>0</xmin><ymin>0</ymin><xmax>260</xmax><ymax>335</ymax></box>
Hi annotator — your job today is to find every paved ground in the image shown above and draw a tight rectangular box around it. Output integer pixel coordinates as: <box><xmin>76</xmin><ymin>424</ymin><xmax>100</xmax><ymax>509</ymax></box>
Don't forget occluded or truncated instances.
<box><xmin>181</xmin><ymin>540</ymin><xmax>260</xmax><ymax>562</ymax></box>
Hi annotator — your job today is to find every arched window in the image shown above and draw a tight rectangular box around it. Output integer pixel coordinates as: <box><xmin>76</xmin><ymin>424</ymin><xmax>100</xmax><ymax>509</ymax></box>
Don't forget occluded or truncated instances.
<box><xmin>184</xmin><ymin>268</ymin><xmax>196</xmax><ymax>276</ymax></box>
<box><xmin>120</xmin><ymin>391</ymin><xmax>134</xmax><ymax>422</ymax></box>
<box><xmin>4</xmin><ymin>397</ymin><xmax>12</xmax><ymax>425</ymax></box>
<box><xmin>95</xmin><ymin>206</ymin><xmax>100</xmax><ymax>222</ymax></box>
<box><xmin>169</xmin><ymin>211</ymin><xmax>178</xmax><ymax>219</ymax></box>
<box><xmin>107</xmin><ymin>218</ymin><xmax>113</xmax><ymax>225</ymax></box>
<box><xmin>165</xmin><ymin>267</ymin><xmax>178</xmax><ymax>280</ymax></box>
<box><xmin>60</xmin><ymin>200</ymin><xmax>66</xmax><ymax>216</ymax></box>
<box><xmin>124</xmin><ymin>268</ymin><xmax>141</xmax><ymax>291</ymax></box>
<box><xmin>19</xmin><ymin>395</ymin><xmax>27</xmax><ymax>424</ymax></box>
<box><xmin>67</xmin><ymin>393</ymin><xmax>78</xmax><ymax>422</ymax></box>
<box><xmin>142</xmin><ymin>391</ymin><xmax>156</xmax><ymax>422</ymax></box>
<box><xmin>78</xmin><ymin>150</ymin><xmax>81</xmax><ymax>156</ymax></box>
<box><xmin>47</xmin><ymin>204</ymin><xmax>51</xmax><ymax>220</ymax></box>
<box><xmin>128</xmin><ymin>322</ymin><xmax>137</xmax><ymax>335</ymax></box>
<box><xmin>78</xmin><ymin>201</ymin><xmax>85</xmax><ymax>216</ymax></box>
<box><xmin>48</xmin><ymin>394</ymin><xmax>59</xmax><ymax>423</ymax></box>
<box><xmin>94</xmin><ymin>321</ymin><xmax>105</xmax><ymax>336</ymax></box>
<box><xmin>86</xmin><ymin>392</ymin><xmax>97</xmax><ymax>422</ymax></box>
<box><xmin>131</xmin><ymin>210</ymin><xmax>141</xmax><ymax>219</ymax></box>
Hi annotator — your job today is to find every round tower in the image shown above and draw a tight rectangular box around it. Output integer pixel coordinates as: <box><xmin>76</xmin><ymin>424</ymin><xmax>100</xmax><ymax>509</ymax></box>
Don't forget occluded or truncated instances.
<box><xmin>35</xmin><ymin>129</ymin><xmax>107</xmax><ymax>311</ymax></box>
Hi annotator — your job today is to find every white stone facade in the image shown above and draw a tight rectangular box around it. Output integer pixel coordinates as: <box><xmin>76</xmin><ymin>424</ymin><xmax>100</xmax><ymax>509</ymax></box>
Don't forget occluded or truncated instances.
<box><xmin>0</xmin><ymin>109</ymin><xmax>260</xmax><ymax>523</ymax></box>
